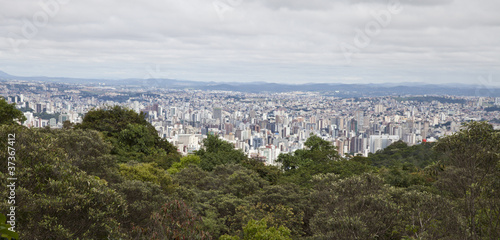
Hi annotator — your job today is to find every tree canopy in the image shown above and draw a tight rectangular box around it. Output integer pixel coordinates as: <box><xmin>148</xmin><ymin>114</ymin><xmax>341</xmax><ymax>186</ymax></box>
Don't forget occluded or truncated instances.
<box><xmin>195</xmin><ymin>134</ymin><xmax>247</xmax><ymax>171</ymax></box>
<box><xmin>76</xmin><ymin>106</ymin><xmax>179</xmax><ymax>165</ymax></box>
<box><xmin>0</xmin><ymin>97</ymin><xmax>26</xmax><ymax>125</ymax></box>
<box><xmin>1</xmin><ymin>114</ymin><xmax>499</xmax><ymax>239</ymax></box>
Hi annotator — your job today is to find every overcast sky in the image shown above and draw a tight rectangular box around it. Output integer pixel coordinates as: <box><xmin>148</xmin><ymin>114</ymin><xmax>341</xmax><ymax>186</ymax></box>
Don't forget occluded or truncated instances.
<box><xmin>0</xmin><ymin>0</ymin><xmax>499</xmax><ymax>86</ymax></box>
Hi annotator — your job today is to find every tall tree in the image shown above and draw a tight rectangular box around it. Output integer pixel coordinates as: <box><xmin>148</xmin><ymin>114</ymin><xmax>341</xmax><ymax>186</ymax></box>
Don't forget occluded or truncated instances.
<box><xmin>0</xmin><ymin>98</ymin><xmax>26</xmax><ymax>125</ymax></box>
<box><xmin>0</xmin><ymin>126</ymin><xmax>128</xmax><ymax>239</ymax></box>
<box><xmin>76</xmin><ymin>106</ymin><xmax>180</xmax><ymax>164</ymax></box>
<box><xmin>196</xmin><ymin>134</ymin><xmax>247</xmax><ymax>171</ymax></box>
<box><xmin>220</xmin><ymin>218</ymin><xmax>291</xmax><ymax>240</ymax></box>
<box><xmin>309</xmin><ymin>173</ymin><xmax>401</xmax><ymax>239</ymax></box>
<box><xmin>77</xmin><ymin>106</ymin><xmax>151</xmax><ymax>137</ymax></box>
<box><xmin>133</xmin><ymin>200</ymin><xmax>212</xmax><ymax>240</ymax></box>
<box><xmin>435</xmin><ymin>121</ymin><xmax>500</xmax><ymax>239</ymax></box>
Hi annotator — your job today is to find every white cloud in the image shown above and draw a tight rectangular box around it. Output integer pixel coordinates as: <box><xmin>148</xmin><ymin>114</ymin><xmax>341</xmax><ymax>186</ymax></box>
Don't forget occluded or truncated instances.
<box><xmin>0</xmin><ymin>0</ymin><xmax>499</xmax><ymax>86</ymax></box>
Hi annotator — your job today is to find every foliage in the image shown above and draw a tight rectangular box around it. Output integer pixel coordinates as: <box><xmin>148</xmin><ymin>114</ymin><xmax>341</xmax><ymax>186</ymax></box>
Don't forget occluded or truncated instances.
<box><xmin>171</xmin><ymin>164</ymin><xmax>269</xmax><ymax>238</ymax></box>
<box><xmin>0</xmin><ymin>213</ymin><xmax>19</xmax><ymax>240</ymax></box>
<box><xmin>17</xmin><ymin>106</ymin><xmax>34</xmax><ymax>112</ymax></box>
<box><xmin>434</xmin><ymin>121</ymin><xmax>500</xmax><ymax>239</ymax></box>
<box><xmin>241</xmin><ymin>159</ymin><xmax>281</xmax><ymax>185</ymax></box>
<box><xmin>119</xmin><ymin>162</ymin><xmax>174</xmax><ymax>192</ymax></box>
<box><xmin>62</xmin><ymin>120</ymin><xmax>74</xmax><ymax>129</ymax></box>
<box><xmin>368</xmin><ymin>140</ymin><xmax>440</xmax><ymax>168</ymax></box>
<box><xmin>76</xmin><ymin>106</ymin><xmax>180</xmax><ymax>164</ymax></box>
<box><xmin>277</xmin><ymin>135</ymin><xmax>376</xmax><ymax>188</ymax></box>
<box><xmin>196</xmin><ymin>134</ymin><xmax>248</xmax><ymax>171</ymax></box>
<box><xmin>484</xmin><ymin>106</ymin><xmax>500</xmax><ymax>112</ymax></box>
<box><xmin>77</xmin><ymin>105</ymin><xmax>151</xmax><ymax>137</ymax></box>
<box><xmin>113</xmin><ymin>180</ymin><xmax>170</xmax><ymax>232</ymax></box>
<box><xmin>2</xmin><ymin>105</ymin><xmax>499</xmax><ymax>240</ymax></box>
<box><xmin>229</xmin><ymin>203</ymin><xmax>304</xmax><ymax>237</ymax></box>
<box><xmin>172</xmin><ymin>165</ymin><xmax>213</xmax><ymax>191</ymax></box>
<box><xmin>0</xmin><ymin>125</ymin><xmax>128</xmax><ymax>239</ymax></box>
<box><xmin>394</xmin><ymin>96</ymin><xmax>466</xmax><ymax>104</ymax></box>
<box><xmin>133</xmin><ymin>200</ymin><xmax>212</xmax><ymax>240</ymax></box>
<box><xmin>49</xmin><ymin>129</ymin><xmax>119</xmax><ymax>181</ymax></box>
<box><xmin>220</xmin><ymin>218</ymin><xmax>291</xmax><ymax>240</ymax></box>
<box><xmin>380</xmin><ymin>163</ymin><xmax>428</xmax><ymax>188</ymax></box>
<box><xmin>117</xmin><ymin>123</ymin><xmax>157</xmax><ymax>154</ymax></box>
<box><xmin>224</xmin><ymin>167</ymin><xmax>268</xmax><ymax>198</ymax></box>
<box><xmin>278</xmin><ymin>135</ymin><xmax>340</xmax><ymax>170</ymax></box>
<box><xmin>244</xmin><ymin>183</ymin><xmax>309</xmax><ymax>236</ymax></box>
<box><xmin>33</xmin><ymin>112</ymin><xmax>59</xmax><ymax>120</ymax></box>
<box><xmin>168</xmin><ymin>155</ymin><xmax>202</xmax><ymax>174</ymax></box>
<box><xmin>0</xmin><ymin>98</ymin><xmax>26</xmax><ymax>125</ymax></box>
<box><xmin>394</xmin><ymin>189</ymin><xmax>465</xmax><ymax>239</ymax></box>
<box><xmin>309</xmin><ymin>173</ymin><xmax>401</xmax><ymax>239</ymax></box>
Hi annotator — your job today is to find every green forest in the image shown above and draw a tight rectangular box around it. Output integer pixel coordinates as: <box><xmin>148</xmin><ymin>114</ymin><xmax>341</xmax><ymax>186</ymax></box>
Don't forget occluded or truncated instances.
<box><xmin>1</xmin><ymin>100</ymin><xmax>499</xmax><ymax>239</ymax></box>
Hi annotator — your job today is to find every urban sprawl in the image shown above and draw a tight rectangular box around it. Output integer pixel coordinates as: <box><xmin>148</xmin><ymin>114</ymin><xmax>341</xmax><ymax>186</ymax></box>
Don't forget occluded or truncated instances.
<box><xmin>2</xmin><ymin>80</ymin><xmax>500</xmax><ymax>166</ymax></box>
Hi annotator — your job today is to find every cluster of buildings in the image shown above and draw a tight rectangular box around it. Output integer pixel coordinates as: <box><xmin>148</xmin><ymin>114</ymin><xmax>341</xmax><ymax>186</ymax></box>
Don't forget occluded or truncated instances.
<box><xmin>2</xmin><ymin>80</ymin><xmax>500</xmax><ymax>166</ymax></box>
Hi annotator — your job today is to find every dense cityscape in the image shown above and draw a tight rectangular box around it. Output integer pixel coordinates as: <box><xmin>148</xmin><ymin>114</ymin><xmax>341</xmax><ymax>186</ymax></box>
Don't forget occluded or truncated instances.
<box><xmin>3</xmin><ymin>79</ymin><xmax>499</xmax><ymax>165</ymax></box>
<box><xmin>1</xmin><ymin>0</ymin><xmax>499</xmax><ymax>238</ymax></box>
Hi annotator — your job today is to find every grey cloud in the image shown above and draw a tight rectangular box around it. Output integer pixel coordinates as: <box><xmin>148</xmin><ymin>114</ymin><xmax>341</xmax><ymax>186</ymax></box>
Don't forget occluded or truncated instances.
<box><xmin>247</xmin><ymin>0</ymin><xmax>336</xmax><ymax>10</ymax></box>
<box><xmin>347</xmin><ymin>0</ymin><xmax>454</xmax><ymax>6</ymax></box>
<box><xmin>0</xmin><ymin>0</ymin><xmax>498</xmax><ymax>86</ymax></box>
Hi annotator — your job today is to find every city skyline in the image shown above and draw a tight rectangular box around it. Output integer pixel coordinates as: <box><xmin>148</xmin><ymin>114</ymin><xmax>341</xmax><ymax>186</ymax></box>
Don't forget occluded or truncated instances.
<box><xmin>2</xmin><ymin>79</ymin><xmax>499</xmax><ymax>163</ymax></box>
<box><xmin>1</xmin><ymin>0</ymin><xmax>499</xmax><ymax>86</ymax></box>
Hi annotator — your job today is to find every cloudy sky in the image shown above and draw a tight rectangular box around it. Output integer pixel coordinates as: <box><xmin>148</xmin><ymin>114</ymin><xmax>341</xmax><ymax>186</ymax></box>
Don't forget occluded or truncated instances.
<box><xmin>0</xmin><ymin>0</ymin><xmax>499</xmax><ymax>86</ymax></box>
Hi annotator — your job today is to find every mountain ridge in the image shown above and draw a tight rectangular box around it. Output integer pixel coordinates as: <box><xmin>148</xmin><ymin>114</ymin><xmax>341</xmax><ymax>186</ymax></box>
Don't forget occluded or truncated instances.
<box><xmin>1</xmin><ymin>70</ymin><xmax>498</xmax><ymax>97</ymax></box>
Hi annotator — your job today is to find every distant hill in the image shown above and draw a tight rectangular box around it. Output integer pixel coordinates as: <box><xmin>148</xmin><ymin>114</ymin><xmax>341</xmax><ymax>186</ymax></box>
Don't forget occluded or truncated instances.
<box><xmin>1</xmin><ymin>70</ymin><xmax>499</xmax><ymax>97</ymax></box>
<box><xmin>0</xmin><ymin>70</ymin><xmax>14</xmax><ymax>78</ymax></box>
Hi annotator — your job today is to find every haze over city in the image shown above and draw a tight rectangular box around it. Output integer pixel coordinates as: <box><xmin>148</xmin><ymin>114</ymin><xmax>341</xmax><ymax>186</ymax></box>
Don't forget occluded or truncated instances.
<box><xmin>1</xmin><ymin>0</ymin><xmax>499</xmax><ymax>86</ymax></box>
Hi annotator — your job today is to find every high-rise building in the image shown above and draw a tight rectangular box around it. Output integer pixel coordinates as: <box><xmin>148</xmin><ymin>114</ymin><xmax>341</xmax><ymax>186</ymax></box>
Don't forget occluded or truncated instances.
<box><xmin>59</xmin><ymin>114</ymin><xmax>70</xmax><ymax>123</ymax></box>
<box><xmin>349</xmin><ymin>119</ymin><xmax>357</xmax><ymax>134</ymax></box>
<box><xmin>225</xmin><ymin>123</ymin><xmax>233</xmax><ymax>135</ymax></box>
<box><xmin>423</xmin><ymin>121</ymin><xmax>430</xmax><ymax>139</ymax></box>
<box><xmin>252</xmin><ymin>138</ymin><xmax>264</xmax><ymax>149</ymax></box>
<box><xmin>369</xmin><ymin>135</ymin><xmax>400</xmax><ymax>153</ymax></box>
<box><xmin>36</xmin><ymin>103</ymin><xmax>43</xmax><ymax>113</ymax></box>
<box><xmin>214</xmin><ymin>107</ymin><xmax>222</xmax><ymax>121</ymax></box>
<box><xmin>235</xmin><ymin>129</ymin><xmax>242</xmax><ymax>140</ymax></box>
<box><xmin>49</xmin><ymin>118</ymin><xmax>57</xmax><ymax>127</ymax></box>
<box><xmin>23</xmin><ymin>112</ymin><xmax>33</xmax><ymax>126</ymax></box>
<box><xmin>170</xmin><ymin>107</ymin><xmax>177</xmax><ymax>118</ymax></box>
<box><xmin>375</xmin><ymin>104</ymin><xmax>385</xmax><ymax>113</ymax></box>
<box><xmin>350</xmin><ymin>136</ymin><xmax>364</xmax><ymax>154</ymax></box>
<box><xmin>355</xmin><ymin>111</ymin><xmax>364</xmax><ymax>132</ymax></box>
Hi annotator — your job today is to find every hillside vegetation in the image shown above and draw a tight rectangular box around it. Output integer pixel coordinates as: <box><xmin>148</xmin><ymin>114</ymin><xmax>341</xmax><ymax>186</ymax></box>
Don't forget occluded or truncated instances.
<box><xmin>1</xmin><ymin>104</ymin><xmax>499</xmax><ymax>239</ymax></box>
